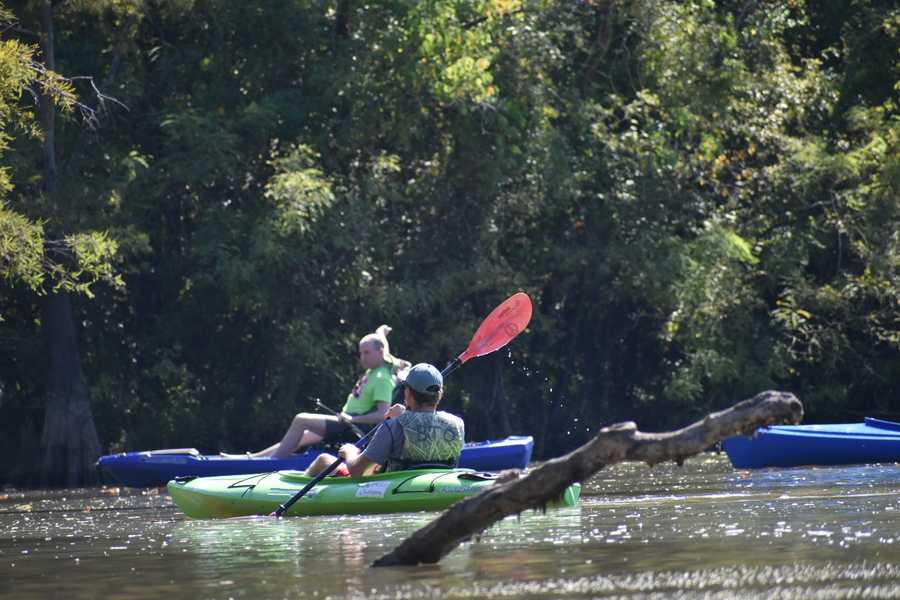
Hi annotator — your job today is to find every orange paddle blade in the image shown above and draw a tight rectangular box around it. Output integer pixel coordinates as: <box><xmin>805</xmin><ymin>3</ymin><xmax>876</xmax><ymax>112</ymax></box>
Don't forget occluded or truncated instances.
<box><xmin>457</xmin><ymin>292</ymin><xmax>533</xmax><ymax>364</ymax></box>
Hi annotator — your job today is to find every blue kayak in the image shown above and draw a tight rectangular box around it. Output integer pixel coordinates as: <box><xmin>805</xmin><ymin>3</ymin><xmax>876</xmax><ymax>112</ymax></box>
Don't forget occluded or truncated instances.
<box><xmin>723</xmin><ymin>417</ymin><xmax>900</xmax><ymax>469</ymax></box>
<box><xmin>97</xmin><ymin>435</ymin><xmax>534</xmax><ymax>487</ymax></box>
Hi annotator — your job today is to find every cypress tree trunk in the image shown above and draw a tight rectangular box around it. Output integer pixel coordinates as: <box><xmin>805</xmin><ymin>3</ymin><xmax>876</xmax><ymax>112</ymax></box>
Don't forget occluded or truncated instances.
<box><xmin>38</xmin><ymin>0</ymin><xmax>57</xmax><ymax>185</ymax></box>
<box><xmin>36</xmin><ymin>0</ymin><xmax>101</xmax><ymax>486</ymax></box>
<box><xmin>39</xmin><ymin>291</ymin><xmax>101</xmax><ymax>486</ymax></box>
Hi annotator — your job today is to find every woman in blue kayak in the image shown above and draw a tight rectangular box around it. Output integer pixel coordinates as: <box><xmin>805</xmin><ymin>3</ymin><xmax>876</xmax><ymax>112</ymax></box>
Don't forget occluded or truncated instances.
<box><xmin>223</xmin><ymin>325</ymin><xmax>409</xmax><ymax>459</ymax></box>
<box><xmin>303</xmin><ymin>362</ymin><xmax>465</xmax><ymax>477</ymax></box>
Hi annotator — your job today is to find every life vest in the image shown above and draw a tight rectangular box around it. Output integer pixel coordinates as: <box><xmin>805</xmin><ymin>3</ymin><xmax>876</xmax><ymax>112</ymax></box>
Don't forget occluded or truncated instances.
<box><xmin>384</xmin><ymin>410</ymin><xmax>464</xmax><ymax>472</ymax></box>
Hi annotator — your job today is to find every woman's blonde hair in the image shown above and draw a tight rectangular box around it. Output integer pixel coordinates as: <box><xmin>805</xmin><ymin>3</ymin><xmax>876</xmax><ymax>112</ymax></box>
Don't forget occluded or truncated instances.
<box><xmin>361</xmin><ymin>324</ymin><xmax>412</xmax><ymax>375</ymax></box>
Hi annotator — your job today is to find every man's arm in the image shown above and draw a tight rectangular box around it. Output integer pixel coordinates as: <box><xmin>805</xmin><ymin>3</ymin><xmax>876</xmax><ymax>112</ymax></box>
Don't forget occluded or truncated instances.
<box><xmin>338</xmin><ymin>420</ymin><xmax>396</xmax><ymax>476</ymax></box>
<box><xmin>338</xmin><ymin>444</ymin><xmax>379</xmax><ymax>477</ymax></box>
<box><xmin>339</xmin><ymin>419</ymin><xmax>400</xmax><ymax>476</ymax></box>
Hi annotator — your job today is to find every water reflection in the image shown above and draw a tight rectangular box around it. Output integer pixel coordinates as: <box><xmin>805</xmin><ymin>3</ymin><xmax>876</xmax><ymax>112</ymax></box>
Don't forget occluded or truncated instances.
<box><xmin>4</xmin><ymin>457</ymin><xmax>900</xmax><ymax>598</ymax></box>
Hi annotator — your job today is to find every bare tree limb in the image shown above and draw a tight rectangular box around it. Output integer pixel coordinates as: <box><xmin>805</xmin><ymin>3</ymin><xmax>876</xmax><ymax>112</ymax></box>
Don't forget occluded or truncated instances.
<box><xmin>373</xmin><ymin>390</ymin><xmax>803</xmax><ymax>567</ymax></box>
<box><xmin>3</xmin><ymin>23</ymin><xmax>40</xmax><ymax>37</ymax></box>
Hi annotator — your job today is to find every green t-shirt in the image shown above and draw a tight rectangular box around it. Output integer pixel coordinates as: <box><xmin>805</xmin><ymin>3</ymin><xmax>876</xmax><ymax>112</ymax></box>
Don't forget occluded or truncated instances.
<box><xmin>342</xmin><ymin>364</ymin><xmax>394</xmax><ymax>415</ymax></box>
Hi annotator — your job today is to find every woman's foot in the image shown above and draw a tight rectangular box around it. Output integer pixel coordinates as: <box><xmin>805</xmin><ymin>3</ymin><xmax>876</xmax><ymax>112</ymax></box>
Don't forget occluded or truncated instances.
<box><xmin>218</xmin><ymin>451</ymin><xmax>253</xmax><ymax>459</ymax></box>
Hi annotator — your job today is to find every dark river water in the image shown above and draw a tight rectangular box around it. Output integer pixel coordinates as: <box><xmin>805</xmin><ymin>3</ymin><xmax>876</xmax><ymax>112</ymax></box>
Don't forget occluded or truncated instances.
<box><xmin>4</xmin><ymin>454</ymin><xmax>900</xmax><ymax>599</ymax></box>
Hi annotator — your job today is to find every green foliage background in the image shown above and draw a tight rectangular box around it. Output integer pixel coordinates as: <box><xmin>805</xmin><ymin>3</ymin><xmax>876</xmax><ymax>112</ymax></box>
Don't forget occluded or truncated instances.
<box><xmin>0</xmin><ymin>0</ymin><xmax>898</xmax><ymax>479</ymax></box>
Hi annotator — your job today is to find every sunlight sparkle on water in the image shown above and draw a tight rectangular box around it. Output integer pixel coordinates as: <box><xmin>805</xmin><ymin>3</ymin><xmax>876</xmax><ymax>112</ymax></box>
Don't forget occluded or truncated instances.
<box><xmin>5</xmin><ymin>457</ymin><xmax>900</xmax><ymax>598</ymax></box>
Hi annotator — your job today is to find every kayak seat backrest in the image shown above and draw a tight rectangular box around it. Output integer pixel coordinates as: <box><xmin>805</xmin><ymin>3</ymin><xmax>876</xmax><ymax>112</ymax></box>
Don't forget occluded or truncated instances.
<box><xmin>864</xmin><ymin>417</ymin><xmax>900</xmax><ymax>432</ymax></box>
<box><xmin>458</xmin><ymin>471</ymin><xmax>500</xmax><ymax>481</ymax></box>
<box><xmin>391</xmin><ymin>470</ymin><xmax>467</xmax><ymax>494</ymax></box>
<box><xmin>388</xmin><ymin>458</ymin><xmax>458</xmax><ymax>471</ymax></box>
<box><xmin>147</xmin><ymin>448</ymin><xmax>202</xmax><ymax>456</ymax></box>
<box><xmin>396</xmin><ymin>462</ymin><xmax>456</xmax><ymax>470</ymax></box>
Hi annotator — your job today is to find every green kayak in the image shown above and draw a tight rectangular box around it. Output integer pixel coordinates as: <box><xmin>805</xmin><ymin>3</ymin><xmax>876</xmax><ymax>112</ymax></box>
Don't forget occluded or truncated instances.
<box><xmin>167</xmin><ymin>469</ymin><xmax>581</xmax><ymax>519</ymax></box>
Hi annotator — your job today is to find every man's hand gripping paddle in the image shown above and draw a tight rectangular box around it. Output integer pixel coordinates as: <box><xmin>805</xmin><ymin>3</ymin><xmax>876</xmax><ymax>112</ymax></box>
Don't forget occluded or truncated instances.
<box><xmin>269</xmin><ymin>292</ymin><xmax>533</xmax><ymax>517</ymax></box>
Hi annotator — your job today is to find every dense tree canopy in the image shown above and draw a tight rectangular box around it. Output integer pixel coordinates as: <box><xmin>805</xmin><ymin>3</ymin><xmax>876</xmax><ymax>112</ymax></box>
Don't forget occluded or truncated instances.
<box><xmin>0</xmin><ymin>0</ymin><xmax>897</xmax><ymax>484</ymax></box>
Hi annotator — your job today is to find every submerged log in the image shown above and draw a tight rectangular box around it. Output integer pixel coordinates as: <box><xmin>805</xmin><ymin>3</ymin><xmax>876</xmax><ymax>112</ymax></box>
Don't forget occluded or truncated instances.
<box><xmin>373</xmin><ymin>390</ymin><xmax>803</xmax><ymax>567</ymax></box>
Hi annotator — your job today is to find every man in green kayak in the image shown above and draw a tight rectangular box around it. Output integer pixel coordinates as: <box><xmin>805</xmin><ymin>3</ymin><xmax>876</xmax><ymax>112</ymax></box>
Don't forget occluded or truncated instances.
<box><xmin>303</xmin><ymin>362</ymin><xmax>465</xmax><ymax>477</ymax></box>
<box><xmin>223</xmin><ymin>325</ymin><xmax>409</xmax><ymax>459</ymax></box>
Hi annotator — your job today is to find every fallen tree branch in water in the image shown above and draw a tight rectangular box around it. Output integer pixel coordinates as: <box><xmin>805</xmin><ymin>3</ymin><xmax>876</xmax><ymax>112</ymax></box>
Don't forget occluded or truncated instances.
<box><xmin>373</xmin><ymin>390</ymin><xmax>803</xmax><ymax>567</ymax></box>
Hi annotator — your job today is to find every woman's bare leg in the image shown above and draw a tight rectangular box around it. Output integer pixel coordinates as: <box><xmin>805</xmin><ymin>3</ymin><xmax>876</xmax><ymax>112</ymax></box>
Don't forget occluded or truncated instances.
<box><xmin>251</xmin><ymin>413</ymin><xmax>335</xmax><ymax>459</ymax></box>
<box><xmin>251</xmin><ymin>430</ymin><xmax>322</xmax><ymax>459</ymax></box>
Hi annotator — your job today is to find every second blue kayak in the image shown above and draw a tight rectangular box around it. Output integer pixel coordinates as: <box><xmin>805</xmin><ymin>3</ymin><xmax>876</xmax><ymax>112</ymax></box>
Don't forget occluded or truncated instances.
<box><xmin>723</xmin><ymin>417</ymin><xmax>900</xmax><ymax>469</ymax></box>
<box><xmin>98</xmin><ymin>435</ymin><xmax>534</xmax><ymax>487</ymax></box>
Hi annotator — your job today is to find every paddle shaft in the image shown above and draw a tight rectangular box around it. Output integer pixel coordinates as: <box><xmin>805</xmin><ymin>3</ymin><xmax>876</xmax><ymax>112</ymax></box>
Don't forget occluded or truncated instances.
<box><xmin>441</xmin><ymin>357</ymin><xmax>462</xmax><ymax>378</ymax></box>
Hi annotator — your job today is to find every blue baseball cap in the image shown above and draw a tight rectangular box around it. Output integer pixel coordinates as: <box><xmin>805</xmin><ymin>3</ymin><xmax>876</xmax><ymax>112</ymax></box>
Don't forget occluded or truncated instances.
<box><xmin>400</xmin><ymin>363</ymin><xmax>443</xmax><ymax>395</ymax></box>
